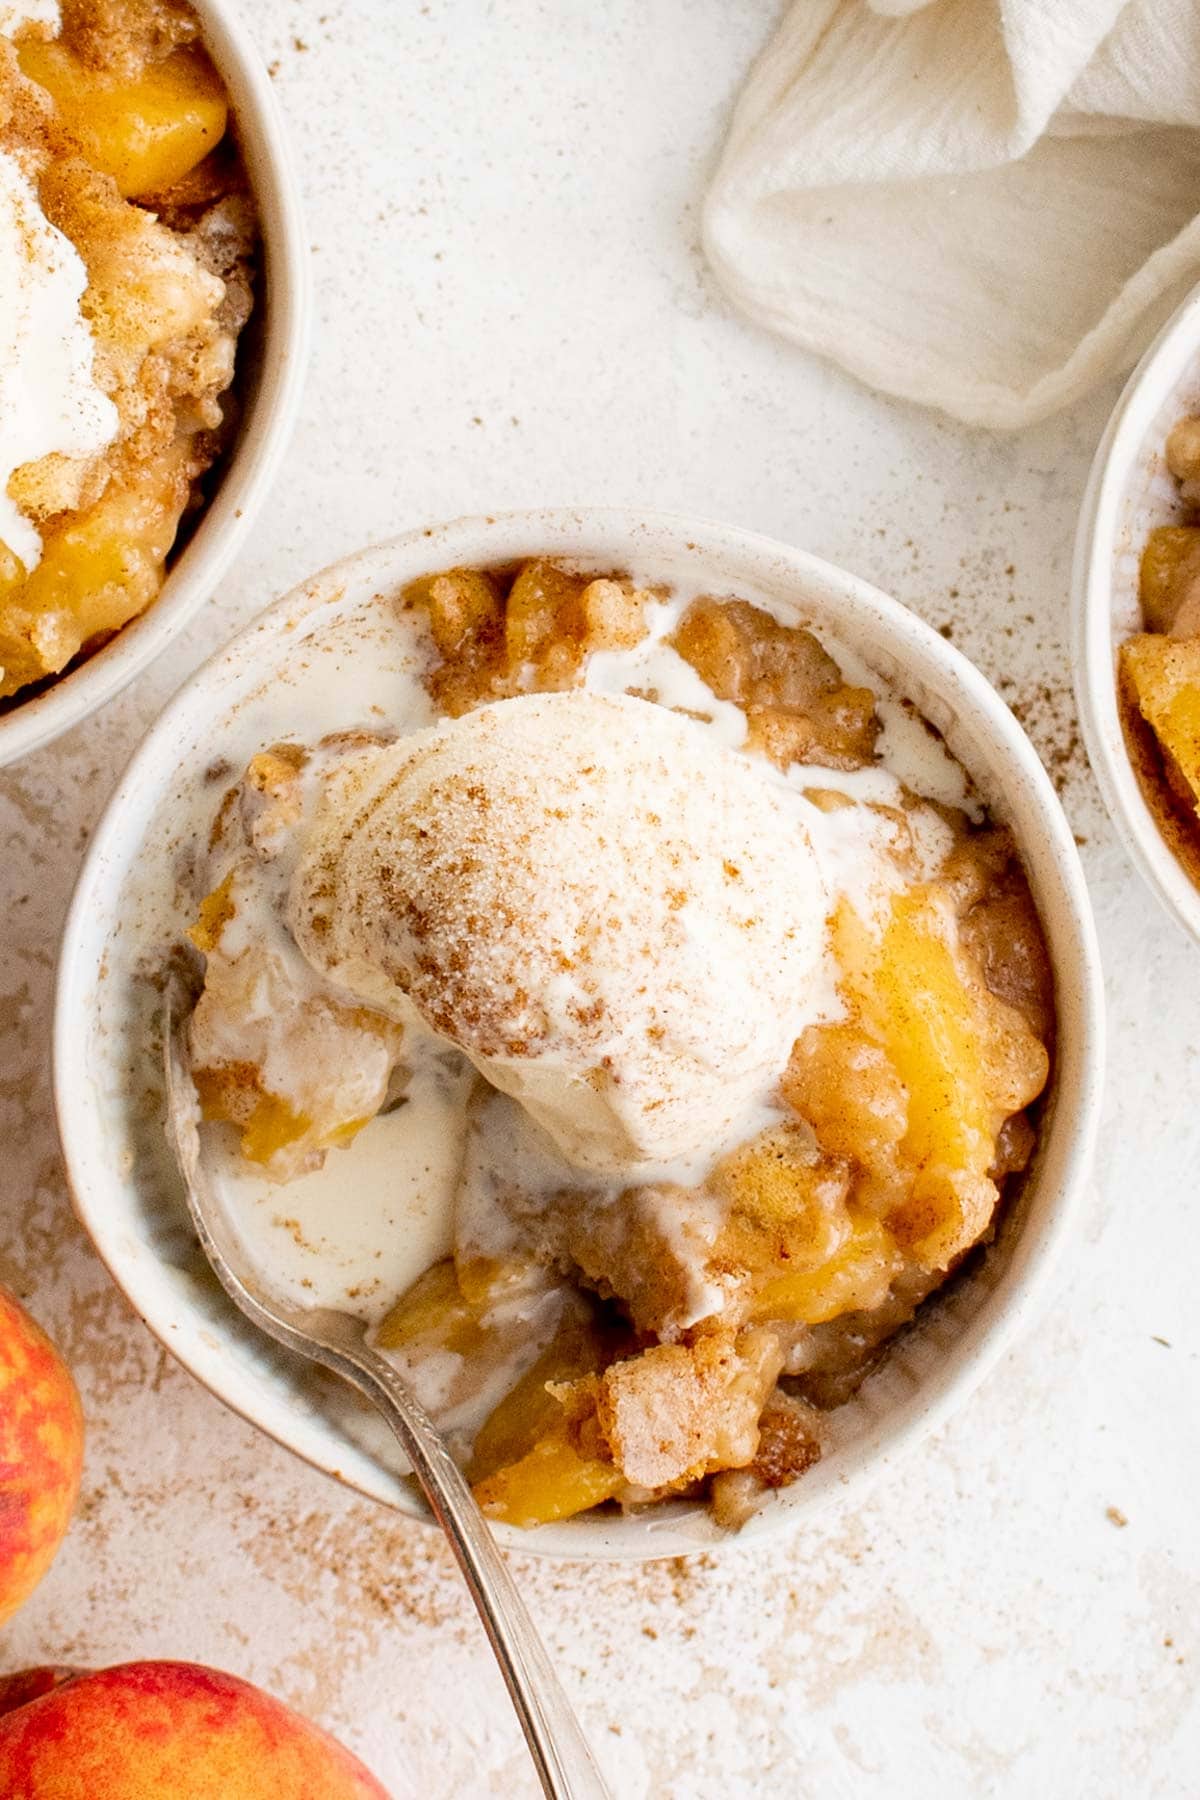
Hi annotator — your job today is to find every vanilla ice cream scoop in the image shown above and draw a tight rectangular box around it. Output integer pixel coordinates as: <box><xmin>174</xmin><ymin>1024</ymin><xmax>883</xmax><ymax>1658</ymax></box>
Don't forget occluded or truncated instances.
<box><xmin>289</xmin><ymin>690</ymin><xmax>830</xmax><ymax>1177</ymax></box>
<box><xmin>0</xmin><ymin>149</ymin><xmax>118</xmax><ymax>569</ymax></box>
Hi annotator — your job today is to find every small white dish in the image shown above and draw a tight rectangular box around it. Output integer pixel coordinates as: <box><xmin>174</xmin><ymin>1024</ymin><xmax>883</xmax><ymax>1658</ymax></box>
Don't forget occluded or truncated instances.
<box><xmin>0</xmin><ymin>0</ymin><xmax>310</xmax><ymax>768</ymax></box>
<box><xmin>1073</xmin><ymin>279</ymin><xmax>1200</xmax><ymax>945</ymax></box>
<box><xmin>54</xmin><ymin>509</ymin><xmax>1105</xmax><ymax>1561</ymax></box>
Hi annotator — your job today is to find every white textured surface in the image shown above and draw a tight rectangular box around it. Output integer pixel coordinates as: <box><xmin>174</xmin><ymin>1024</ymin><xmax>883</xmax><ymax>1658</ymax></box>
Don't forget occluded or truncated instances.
<box><xmin>1</xmin><ymin>3</ymin><xmax>1198</xmax><ymax>1796</ymax></box>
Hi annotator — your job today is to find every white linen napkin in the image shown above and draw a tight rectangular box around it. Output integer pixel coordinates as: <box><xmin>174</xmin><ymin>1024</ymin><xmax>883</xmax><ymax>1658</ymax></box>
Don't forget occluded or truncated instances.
<box><xmin>704</xmin><ymin>0</ymin><xmax>1200</xmax><ymax>428</ymax></box>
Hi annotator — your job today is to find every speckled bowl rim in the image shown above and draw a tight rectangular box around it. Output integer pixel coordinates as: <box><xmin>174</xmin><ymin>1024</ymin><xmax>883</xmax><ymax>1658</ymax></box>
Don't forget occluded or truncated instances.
<box><xmin>54</xmin><ymin>508</ymin><xmax>1105</xmax><ymax>1562</ymax></box>
<box><xmin>1072</xmin><ymin>278</ymin><xmax>1200</xmax><ymax>946</ymax></box>
<box><xmin>0</xmin><ymin>0</ymin><xmax>311</xmax><ymax>768</ymax></box>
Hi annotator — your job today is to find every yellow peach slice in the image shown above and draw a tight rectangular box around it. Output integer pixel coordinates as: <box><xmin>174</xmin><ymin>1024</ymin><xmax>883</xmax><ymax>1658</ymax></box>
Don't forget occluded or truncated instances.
<box><xmin>473</xmin><ymin>1433</ymin><xmax>621</xmax><ymax>1529</ymax></box>
<box><xmin>21</xmin><ymin>42</ymin><xmax>228</xmax><ymax>200</ymax></box>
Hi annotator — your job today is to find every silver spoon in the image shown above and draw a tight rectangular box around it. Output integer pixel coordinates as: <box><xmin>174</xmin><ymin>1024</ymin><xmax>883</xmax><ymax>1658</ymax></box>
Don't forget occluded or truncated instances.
<box><xmin>162</xmin><ymin>987</ymin><xmax>610</xmax><ymax>1800</ymax></box>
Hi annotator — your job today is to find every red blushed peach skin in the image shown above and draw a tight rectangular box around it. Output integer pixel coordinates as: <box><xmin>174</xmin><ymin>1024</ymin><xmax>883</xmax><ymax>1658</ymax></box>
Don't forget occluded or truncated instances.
<box><xmin>0</xmin><ymin>1662</ymin><xmax>391</xmax><ymax>1799</ymax></box>
<box><xmin>0</xmin><ymin>1286</ymin><xmax>84</xmax><ymax>1625</ymax></box>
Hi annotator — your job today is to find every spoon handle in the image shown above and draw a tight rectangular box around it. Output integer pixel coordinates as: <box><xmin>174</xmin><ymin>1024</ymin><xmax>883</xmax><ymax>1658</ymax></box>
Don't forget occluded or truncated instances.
<box><xmin>341</xmin><ymin>1344</ymin><xmax>611</xmax><ymax>1800</ymax></box>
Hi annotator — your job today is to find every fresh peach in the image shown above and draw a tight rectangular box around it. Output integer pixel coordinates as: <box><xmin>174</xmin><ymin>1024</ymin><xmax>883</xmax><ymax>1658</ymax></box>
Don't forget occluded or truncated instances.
<box><xmin>0</xmin><ymin>1661</ymin><xmax>390</xmax><ymax>1798</ymax></box>
<box><xmin>0</xmin><ymin>1285</ymin><xmax>84</xmax><ymax>1624</ymax></box>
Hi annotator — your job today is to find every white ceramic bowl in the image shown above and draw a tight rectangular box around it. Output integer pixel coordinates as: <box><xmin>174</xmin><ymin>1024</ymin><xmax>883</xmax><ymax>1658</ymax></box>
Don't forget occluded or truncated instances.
<box><xmin>55</xmin><ymin>509</ymin><xmax>1105</xmax><ymax>1561</ymax></box>
<box><xmin>0</xmin><ymin>0</ymin><xmax>310</xmax><ymax>768</ymax></box>
<box><xmin>1073</xmin><ymin>280</ymin><xmax>1200</xmax><ymax>944</ymax></box>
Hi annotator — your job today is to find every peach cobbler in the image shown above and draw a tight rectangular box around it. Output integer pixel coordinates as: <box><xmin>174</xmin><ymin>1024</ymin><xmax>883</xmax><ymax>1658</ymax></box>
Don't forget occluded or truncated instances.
<box><xmin>1120</xmin><ymin>414</ymin><xmax>1200</xmax><ymax>884</ymax></box>
<box><xmin>180</xmin><ymin>561</ymin><xmax>1055</xmax><ymax>1529</ymax></box>
<box><xmin>0</xmin><ymin>0</ymin><xmax>255</xmax><ymax>701</ymax></box>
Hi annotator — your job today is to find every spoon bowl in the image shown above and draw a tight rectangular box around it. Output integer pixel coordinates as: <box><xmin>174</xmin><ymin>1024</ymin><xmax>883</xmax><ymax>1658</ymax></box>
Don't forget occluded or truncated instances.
<box><xmin>161</xmin><ymin>979</ymin><xmax>609</xmax><ymax>1800</ymax></box>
